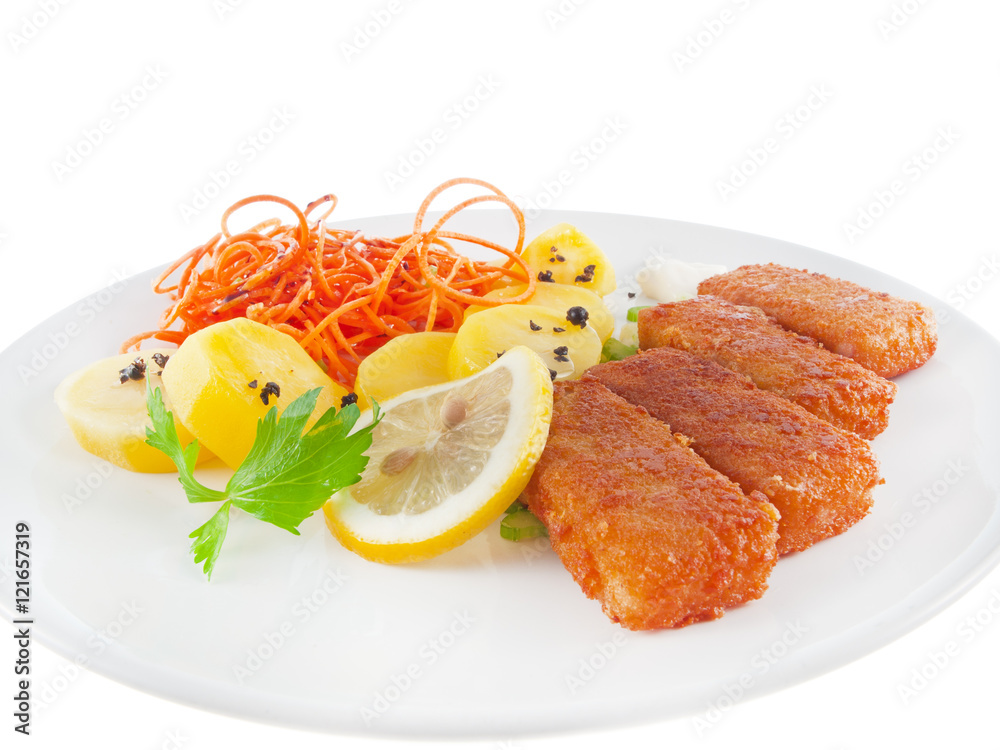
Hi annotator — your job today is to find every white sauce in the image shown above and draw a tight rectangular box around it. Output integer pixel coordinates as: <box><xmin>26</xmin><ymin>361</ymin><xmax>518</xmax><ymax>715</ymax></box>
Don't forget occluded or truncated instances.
<box><xmin>638</xmin><ymin>259</ymin><xmax>727</xmax><ymax>303</ymax></box>
<box><xmin>618</xmin><ymin>321</ymin><xmax>639</xmax><ymax>347</ymax></box>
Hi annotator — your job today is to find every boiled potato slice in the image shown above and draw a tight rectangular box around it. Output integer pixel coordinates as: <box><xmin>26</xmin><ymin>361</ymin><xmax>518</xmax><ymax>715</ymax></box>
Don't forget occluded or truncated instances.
<box><xmin>464</xmin><ymin>282</ymin><xmax>614</xmax><ymax>343</ymax></box>
<box><xmin>354</xmin><ymin>331</ymin><xmax>456</xmax><ymax>409</ymax></box>
<box><xmin>162</xmin><ymin>318</ymin><xmax>348</xmax><ymax>469</ymax></box>
<box><xmin>521</xmin><ymin>224</ymin><xmax>616</xmax><ymax>297</ymax></box>
<box><xmin>449</xmin><ymin>304</ymin><xmax>601</xmax><ymax>381</ymax></box>
<box><xmin>55</xmin><ymin>349</ymin><xmax>212</xmax><ymax>473</ymax></box>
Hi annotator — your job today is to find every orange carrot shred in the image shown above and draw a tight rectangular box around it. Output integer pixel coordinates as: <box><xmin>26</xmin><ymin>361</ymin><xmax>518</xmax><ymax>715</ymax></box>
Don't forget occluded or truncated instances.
<box><xmin>124</xmin><ymin>178</ymin><xmax>534</xmax><ymax>388</ymax></box>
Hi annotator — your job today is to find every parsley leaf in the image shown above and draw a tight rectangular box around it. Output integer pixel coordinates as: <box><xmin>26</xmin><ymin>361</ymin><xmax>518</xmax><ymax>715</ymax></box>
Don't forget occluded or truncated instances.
<box><xmin>189</xmin><ymin>500</ymin><xmax>232</xmax><ymax>578</ymax></box>
<box><xmin>144</xmin><ymin>381</ymin><xmax>225</xmax><ymax>505</ymax></box>
<box><xmin>227</xmin><ymin>395</ymin><xmax>381</xmax><ymax>532</ymax></box>
<box><xmin>145</xmin><ymin>382</ymin><xmax>379</xmax><ymax>580</ymax></box>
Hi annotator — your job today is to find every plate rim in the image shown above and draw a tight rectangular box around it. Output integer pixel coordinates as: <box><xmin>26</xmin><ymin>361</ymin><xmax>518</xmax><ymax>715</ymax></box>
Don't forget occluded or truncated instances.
<box><xmin>3</xmin><ymin>209</ymin><xmax>999</xmax><ymax>739</ymax></box>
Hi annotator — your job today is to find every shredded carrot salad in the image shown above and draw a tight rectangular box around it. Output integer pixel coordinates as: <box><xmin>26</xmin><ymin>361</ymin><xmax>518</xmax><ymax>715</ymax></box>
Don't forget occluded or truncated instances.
<box><xmin>122</xmin><ymin>178</ymin><xmax>535</xmax><ymax>387</ymax></box>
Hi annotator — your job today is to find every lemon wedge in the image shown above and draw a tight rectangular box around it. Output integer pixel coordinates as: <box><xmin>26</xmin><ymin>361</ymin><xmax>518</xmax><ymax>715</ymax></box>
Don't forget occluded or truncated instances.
<box><xmin>323</xmin><ymin>345</ymin><xmax>553</xmax><ymax>564</ymax></box>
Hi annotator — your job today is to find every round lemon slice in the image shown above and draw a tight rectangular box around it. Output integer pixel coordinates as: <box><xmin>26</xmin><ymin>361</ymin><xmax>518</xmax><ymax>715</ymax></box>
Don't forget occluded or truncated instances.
<box><xmin>323</xmin><ymin>346</ymin><xmax>553</xmax><ymax>564</ymax></box>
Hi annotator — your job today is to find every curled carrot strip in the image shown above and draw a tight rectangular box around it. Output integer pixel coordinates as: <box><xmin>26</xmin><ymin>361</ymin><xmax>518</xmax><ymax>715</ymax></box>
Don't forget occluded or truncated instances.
<box><xmin>123</xmin><ymin>178</ymin><xmax>531</xmax><ymax>388</ymax></box>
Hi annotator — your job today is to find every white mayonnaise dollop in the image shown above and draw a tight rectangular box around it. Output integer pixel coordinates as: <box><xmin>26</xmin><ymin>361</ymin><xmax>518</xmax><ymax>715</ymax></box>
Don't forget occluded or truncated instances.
<box><xmin>638</xmin><ymin>259</ymin><xmax>727</xmax><ymax>303</ymax></box>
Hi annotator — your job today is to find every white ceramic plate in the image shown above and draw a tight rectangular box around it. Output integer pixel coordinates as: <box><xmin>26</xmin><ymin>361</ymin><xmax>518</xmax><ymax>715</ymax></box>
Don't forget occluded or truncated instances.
<box><xmin>2</xmin><ymin>210</ymin><xmax>999</xmax><ymax>739</ymax></box>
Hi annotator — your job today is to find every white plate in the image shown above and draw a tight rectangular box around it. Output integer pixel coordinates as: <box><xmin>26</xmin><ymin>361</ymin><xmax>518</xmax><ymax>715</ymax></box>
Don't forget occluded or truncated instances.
<box><xmin>2</xmin><ymin>210</ymin><xmax>999</xmax><ymax>739</ymax></box>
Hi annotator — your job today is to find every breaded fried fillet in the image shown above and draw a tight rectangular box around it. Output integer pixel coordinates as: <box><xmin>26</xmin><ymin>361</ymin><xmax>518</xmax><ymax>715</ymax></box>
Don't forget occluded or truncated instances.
<box><xmin>585</xmin><ymin>348</ymin><xmax>881</xmax><ymax>556</ymax></box>
<box><xmin>698</xmin><ymin>263</ymin><xmax>937</xmax><ymax>378</ymax></box>
<box><xmin>521</xmin><ymin>380</ymin><xmax>780</xmax><ymax>630</ymax></box>
<box><xmin>637</xmin><ymin>296</ymin><xmax>897</xmax><ymax>439</ymax></box>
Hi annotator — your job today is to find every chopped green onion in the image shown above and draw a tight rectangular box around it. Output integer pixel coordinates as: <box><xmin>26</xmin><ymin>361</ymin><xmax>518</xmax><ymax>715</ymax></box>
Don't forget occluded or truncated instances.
<box><xmin>626</xmin><ymin>306</ymin><xmax>651</xmax><ymax>322</ymax></box>
<box><xmin>504</xmin><ymin>500</ymin><xmax>526</xmax><ymax>514</ymax></box>
<box><xmin>600</xmin><ymin>337</ymin><xmax>638</xmax><ymax>363</ymax></box>
<box><xmin>500</xmin><ymin>508</ymin><xmax>549</xmax><ymax>541</ymax></box>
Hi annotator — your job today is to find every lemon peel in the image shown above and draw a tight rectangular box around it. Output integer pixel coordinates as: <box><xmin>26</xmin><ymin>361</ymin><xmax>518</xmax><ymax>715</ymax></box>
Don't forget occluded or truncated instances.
<box><xmin>323</xmin><ymin>346</ymin><xmax>553</xmax><ymax>564</ymax></box>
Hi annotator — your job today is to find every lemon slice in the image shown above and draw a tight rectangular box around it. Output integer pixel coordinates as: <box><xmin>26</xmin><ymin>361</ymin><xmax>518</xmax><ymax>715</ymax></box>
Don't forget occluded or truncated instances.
<box><xmin>323</xmin><ymin>345</ymin><xmax>553</xmax><ymax>564</ymax></box>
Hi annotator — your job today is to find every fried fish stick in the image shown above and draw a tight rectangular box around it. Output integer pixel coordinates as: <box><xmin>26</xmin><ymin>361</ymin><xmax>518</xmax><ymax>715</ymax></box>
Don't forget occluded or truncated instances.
<box><xmin>638</xmin><ymin>296</ymin><xmax>897</xmax><ymax>439</ymax></box>
<box><xmin>521</xmin><ymin>380</ymin><xmax>779</xmax><ymax>630</ymax></box>
<box><xmin>698</xmin><ymin>263</ymin><xmax>937</xmax><ymax>378</ymax></box>
<box><xmin>585</xmin><ymin>348</ymin><xmax>881</xmax><ymax>555</ymax></box>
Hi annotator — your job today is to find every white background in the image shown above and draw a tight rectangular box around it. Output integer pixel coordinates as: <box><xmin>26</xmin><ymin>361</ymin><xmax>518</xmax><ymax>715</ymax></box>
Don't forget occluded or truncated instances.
<box><xmin>2</xmin><ymin>0</ymin><xmax>999</xmax><ymax>747</ymax></box>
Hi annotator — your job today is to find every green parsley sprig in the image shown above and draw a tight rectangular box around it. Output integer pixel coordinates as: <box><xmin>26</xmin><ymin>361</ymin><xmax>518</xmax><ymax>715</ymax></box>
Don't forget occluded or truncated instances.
<box><xmin>145</xmin><ymin>382</ymin><xmax>380</xmax><ymax>579</ymax></box>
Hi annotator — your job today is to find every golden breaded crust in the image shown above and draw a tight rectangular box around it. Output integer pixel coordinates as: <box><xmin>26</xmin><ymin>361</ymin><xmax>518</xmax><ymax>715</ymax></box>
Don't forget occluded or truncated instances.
<box><xmin>521</xmin><ymin>380</ymin><xmax>780</xmax><ymax>630</ymax></box>
<box><xmin>637</xmin><ymin>296</ymin><xmax>897</xmax><ymax>439</ymax></box>
<box><xmin>698</xmin><ymin>263</ymin><xmax>937</xmax><ymax>378</ymax></box>
<box><xmin>585</xmin><ymin>348</ymin><xmax>882</xmax><ymax>556</ymax></box>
